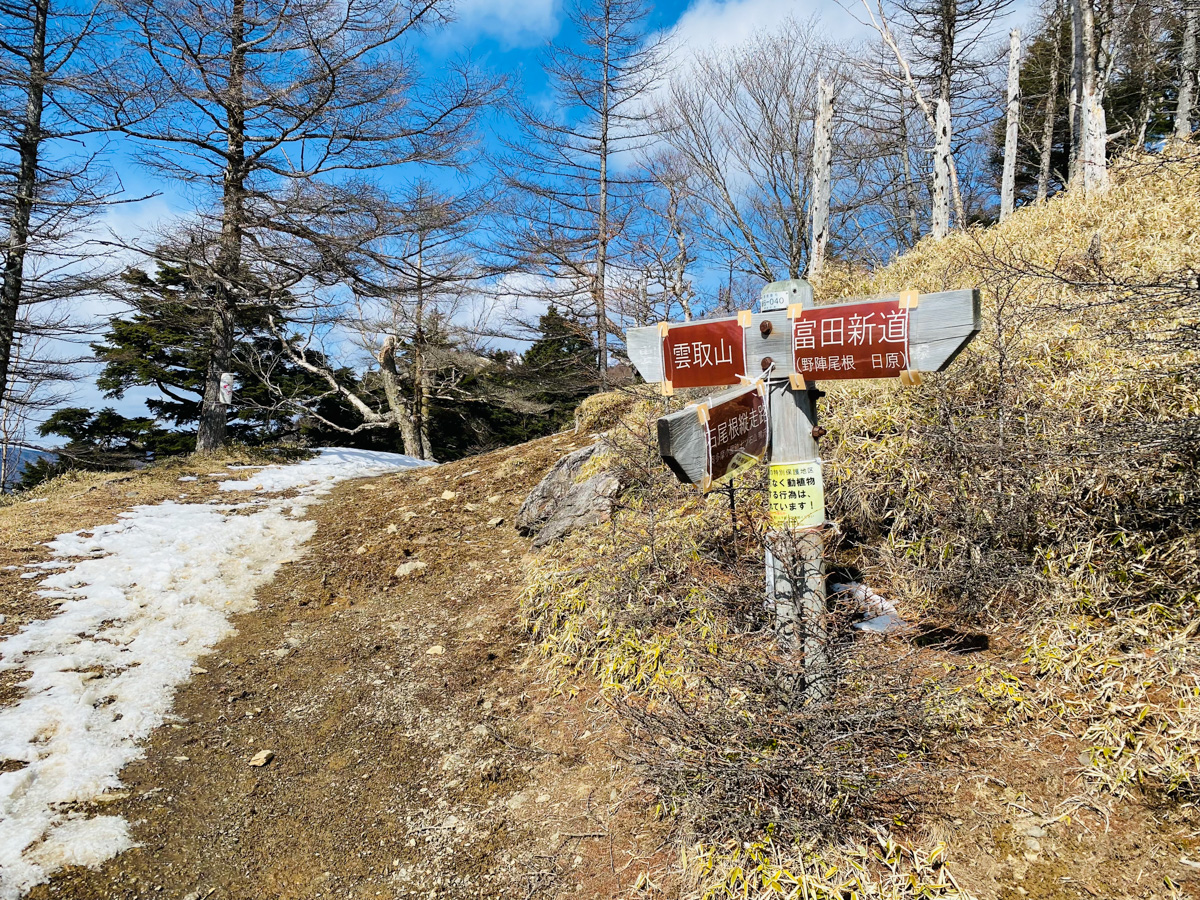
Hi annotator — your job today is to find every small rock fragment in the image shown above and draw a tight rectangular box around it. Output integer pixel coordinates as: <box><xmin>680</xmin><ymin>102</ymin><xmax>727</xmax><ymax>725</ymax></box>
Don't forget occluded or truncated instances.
<box><xmin>441</xmin><ymin>490</ymin><xmax>457</xmax><ymax>500</ymax></box>
<box><xmin>249</xmin><ymin>750</ymin><xmax>274</xmax><ymax>767</ymax></box>
<box><xmin>464</xmin><ymin>503</ymin><xmax>480</xmax><ymax>512</ymax></box>
<box><xmin>386</xmin><ymin>524</ymin><xmax>398</xmax><ymax>534</ymax></box>
<box><xmin>426</xmin><ymin>645</ymin><xmax>445</xmax><ymax>655</ymax></box>
<box><xmin>395</xmin><ymin>560</ymin><xmax>427</xmax><ymax>578</ymax></box>
<box><xmin>487</xmin><ymin>495</ymin><xmax>501</xmax><ymax>504</ymax></box>
<box><xmin>487</xmin><ymin>517</ymin><xmax>504</xmax><ymax>528</ymax></box>
<box><xmin>355</xmin><ymin>545</ymin><xmax>367</xmax><ymax>555</ymax></box>
<box><xmin>191</xmin><ymin>666</ymin><xmax>208</xmax><ymax>675</ymax></box>
<box><xmin>403</xmin><ymin>511</ymin><xmax>418</xmax><ymax>521</ymax></box>
<box><xmin>418</xmin><ymin>475</ymin><xmax>433</xmax><ymax>484</ymax></box>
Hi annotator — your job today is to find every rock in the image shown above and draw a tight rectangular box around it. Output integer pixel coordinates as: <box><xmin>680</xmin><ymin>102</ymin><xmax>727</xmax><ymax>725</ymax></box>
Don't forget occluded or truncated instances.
<box><xmin>190</xmin><ymin>667</ymin><xmax>208</xmax><ymax>675</ymax></box>
<box><xmin>272</xmin><ymin>648</ymin><xmax>291</xmax><ymax>659</ymax></box>
<box><xmin>536</xmin><ymin>794</ymin><xmax>551</xmax><ymax>804</ymax></box>
<box><xmin>1023</xmin><ymin>825</ymin><xmax>1046</xmax><ymax>838</ymax></box>
<box><xmin>464</xmin><ymin>503</ymin><xmax>480</xmax><ymax>512</ymax></box>
<box><xmin>487</xmin><ymin>495</ymin><xmax>501</xmax><ymax>504</ymax></box>
<box><xmin>487</xmin><ymin>517</ymin><xmax>504</xmax><ymax>528</ymax></box>
<box><xmin>1023</xmin><ymin>836</ymin><xmax>1041</xmax><ymax>853</ymax></box>
<box><xmin>418</xmin><ymin>475</ymin><xmax>433</xmax><ymax>484</ymax></box>
<box><xmin>441</xmin><ymin>490</ymin><xmax>457</xmax><ymax>500</ymax></box>
<box><xmin>403</xmin><ymin>511</ymin><xmax>418</xmax><ymax>521</ymax></box>
<box><xmin>249</xmin><ymin>749</ymin><xmax>274</xmax><ymax>767</ymax></box>
<box><xmin>386</xmin><ymin>524</ymin><xmax>398</xmax><ymax>534</ymax></box>
<box><xmin>426</xmin><ymin>645</ymin><xmax>446</xmax><ymax>655</ymax></box>
<box><xmin>355</xmin><ymin>545</ymin><xmax>367</xmax><ymax>555</ymax></box>
<box><xmin>515</xmin><ymin>443</ymin><xmax>623</xmax><ymax>548</ymax></box>
<box><xmin>395</xmin><ymin>560</ymin><xmax>427</xmax><ymax>578</ymax></box>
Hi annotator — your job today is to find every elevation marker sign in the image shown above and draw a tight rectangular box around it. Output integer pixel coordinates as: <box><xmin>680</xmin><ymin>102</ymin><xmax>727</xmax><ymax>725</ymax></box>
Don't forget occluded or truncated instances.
<box><xmin>626</xmin><ymin>279</ymin><xmax>981</xmax><ymax>700</ymax></box>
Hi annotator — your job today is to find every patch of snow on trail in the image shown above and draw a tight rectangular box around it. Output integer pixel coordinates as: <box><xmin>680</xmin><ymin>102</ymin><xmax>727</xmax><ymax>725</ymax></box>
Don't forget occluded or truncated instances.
<box><xmin>0</xmin><ymin>449</ymin><xmax>429</xmax><ymax>898</ymax></box>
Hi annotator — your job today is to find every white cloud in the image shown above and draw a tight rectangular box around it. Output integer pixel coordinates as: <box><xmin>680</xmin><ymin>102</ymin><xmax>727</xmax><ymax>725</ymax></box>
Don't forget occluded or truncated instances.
<box><xmin>664</xmin><ymin>0</ymin><xmax>870</xmax><ymax>58</ymax></box>
<box><xmin>442</xmin><ymin>0</ymin><xmax>562</xmax><ymax>49</ymax></box>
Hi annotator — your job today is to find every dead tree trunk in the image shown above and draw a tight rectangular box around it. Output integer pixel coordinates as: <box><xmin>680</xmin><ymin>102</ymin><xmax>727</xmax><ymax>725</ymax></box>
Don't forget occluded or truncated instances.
<box><xmin>1178</xmin><ymin>0</ymin><xmax>1198</xmax><ymax>140</ymax></box>
<box><xmin>0</xmin><ymin>0</ymin><xmax>47</xmax><ymax>412</ymax></box>
<box><xmin>808</xmin><ymin>77</ymin><xmax>833</xmax><ymax>279</ymax></box>
<box><xmin>1037</xmin><ymin>1</ymin><xmax>1062</xmax><ymax>202</ymax></box>
<box><xmin>1001</xmin><ymin>29</ymin><xmax>1021</xmax><ymax>221</ymax></box>
<box><xmin>1068</xmin><ymin>0</ymin><xmax>1108</xmax><ymax>194</ymax></box>
<box><xmin>1069</xmin><ymin>0</ymin><xmax>1084</xmax><ymax>183</ymax></box>
<box><xmin>932</xmin><ymin>98</ymin><xmax>952</xmax><ymax>239</ymax></box>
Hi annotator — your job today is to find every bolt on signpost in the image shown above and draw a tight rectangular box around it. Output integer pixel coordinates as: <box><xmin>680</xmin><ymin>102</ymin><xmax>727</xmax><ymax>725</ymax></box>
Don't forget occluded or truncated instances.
<box><xmin>626</xmin><ymin>279</ymin><xmax>980</xmax><ymax>702</ymax></box>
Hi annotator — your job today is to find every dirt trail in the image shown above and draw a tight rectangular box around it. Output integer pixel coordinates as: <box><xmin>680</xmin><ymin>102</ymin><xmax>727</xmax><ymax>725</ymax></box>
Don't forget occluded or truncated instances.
<box><xmin>28</xmin><ymin>436</ymin><xmax>665</xmax><ymax>900</ymax></box>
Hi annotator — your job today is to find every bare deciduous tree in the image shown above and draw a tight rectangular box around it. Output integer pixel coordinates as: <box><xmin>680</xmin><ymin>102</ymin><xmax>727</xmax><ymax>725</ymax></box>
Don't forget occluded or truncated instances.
<box><xmin>502</xmin><ymin>0</ymin><xmax>664</xmax><ymax>388</ymax></box>
<box><xmin>657</xmin><ymin>19</ymin><xmax>833</xmax><ymax>282</ymax></box>
<box><xmin>97</xmin><ymin>0</ymin><xmax>496</xmax><ymax>452</ymax></box>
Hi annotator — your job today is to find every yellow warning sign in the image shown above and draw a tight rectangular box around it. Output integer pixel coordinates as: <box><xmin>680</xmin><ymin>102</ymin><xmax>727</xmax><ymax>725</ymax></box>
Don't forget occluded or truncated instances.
<box><xmin>768</xmin><ymin>460</ymin><xmax>824</xmax><ymax>528</ymax></box>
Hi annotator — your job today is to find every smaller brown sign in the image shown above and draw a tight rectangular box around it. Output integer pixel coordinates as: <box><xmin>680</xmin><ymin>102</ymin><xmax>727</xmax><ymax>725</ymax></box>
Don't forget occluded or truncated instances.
<box><xmin>698</xmin><ymin>384</ymin><xmax>768</xmax><ymax>491</ymax></box>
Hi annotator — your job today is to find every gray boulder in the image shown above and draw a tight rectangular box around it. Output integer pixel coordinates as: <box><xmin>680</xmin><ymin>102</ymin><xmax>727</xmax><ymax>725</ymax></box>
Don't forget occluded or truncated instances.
<box><xmin>516</xmin><ymin>443</ymin><xmax>623</xmax><ymax>547</ymax></box>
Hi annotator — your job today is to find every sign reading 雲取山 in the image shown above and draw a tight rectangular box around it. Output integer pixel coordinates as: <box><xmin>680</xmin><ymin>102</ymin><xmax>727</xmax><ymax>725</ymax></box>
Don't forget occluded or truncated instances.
<box><xmin>663</xmin><ymin>318</ymin><xmax>746</xmax><ymax>390</ymax></box>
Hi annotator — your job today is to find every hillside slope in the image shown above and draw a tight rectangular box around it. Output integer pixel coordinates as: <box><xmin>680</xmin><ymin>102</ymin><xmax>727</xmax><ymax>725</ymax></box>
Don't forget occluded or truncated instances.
<box><xmin>522</xmin><ymin>149</ymin><xmax>1200</xmax><ymax>899</ymax></box>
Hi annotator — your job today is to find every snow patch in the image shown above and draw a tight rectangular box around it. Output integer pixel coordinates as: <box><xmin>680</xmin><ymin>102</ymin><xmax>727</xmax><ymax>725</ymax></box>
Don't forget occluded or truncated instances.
<box><xmin>0</xmin><ymin>448</ymin><xmax>430</xmax><ymax>898</ymax></box>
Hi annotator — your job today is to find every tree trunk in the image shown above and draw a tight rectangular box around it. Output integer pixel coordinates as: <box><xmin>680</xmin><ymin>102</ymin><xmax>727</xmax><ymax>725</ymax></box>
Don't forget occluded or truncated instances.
<box><xmin>1001</xmin><ymin>29</ymin><xmax>1021</xmax><ymax>221</ymax></box>
<box><xmin>1068</xmin><ymin>0</ymin><xmax>1085</xmax><ymax>184</ymax></box>
<box><xmin>897</xmin><ymin>88</ymin><xmax>921</xmax><ymax>245</ymax></box>
<box><xmin>1075</xmin><ymin>0</ymin><xmax>1108</xmax><ymax>193</ymax></box>
<box><xmin>377</xmin><ymin>336</ymin><xmax>421</xmax><ymax>457</ymax></box>
<box><xmin>1178</xmin><ymin>0</ymin><xmax>1198</xmax><ymax>140</ymax></box>
<box><xmin>594</xmin><ymin>5</ymin><xmax>611</xmax><ymax>389</ymax></box>
<box><xmin>411</xmin><ymin>243</ymin><xmax>435</xmax><ymax>461</ymax></box>
<box><xmin>0</xmin><ymin>0</ymin><xmax>48</xmax><ymax>410</ymax></box>
<box><xmin>808</xmin><ymin>77</ymin><xmax>833</xmax><ymax>279</ymax></box>
<box><xmin>196</xmin><ymin>304</ymin><xmax>235</xmax><ymax>452</ymax></box>
<box><xmin>932</xmin><ymin>98</ymin><xmax>952</xmax><ymax>239</ymax></box>
<box><xmin>1037</xmin><ymin>4</ymin><xmax>1062</xmax><ymax>203</ymax></box>
<box><xmin>196</xmin><ymin>0</ymin><xmax>247</xmax><ymax>453</ymax></box>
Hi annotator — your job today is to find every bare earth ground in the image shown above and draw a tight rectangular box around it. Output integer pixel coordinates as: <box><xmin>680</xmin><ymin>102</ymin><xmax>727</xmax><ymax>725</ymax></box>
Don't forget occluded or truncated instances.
<box><xmin>4</xmin><ymin>437</ymin><xmax>669</xmax><ymax>900</ymax></box>
<box><xmin>3</xmin><ymin>437</ymin><xmax>1197</xmax><ymax>900</ymax></box>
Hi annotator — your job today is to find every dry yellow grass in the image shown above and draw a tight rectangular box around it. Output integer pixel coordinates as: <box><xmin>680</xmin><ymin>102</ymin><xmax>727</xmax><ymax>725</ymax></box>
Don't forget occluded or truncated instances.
<box><xmin>523</xmin><ymin>148</ymin><xmax>1200</xmax><ymax>898</ymax></box>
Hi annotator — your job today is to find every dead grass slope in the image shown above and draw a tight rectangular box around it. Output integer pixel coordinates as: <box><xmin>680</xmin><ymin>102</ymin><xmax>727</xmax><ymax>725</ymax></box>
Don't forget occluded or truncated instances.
<box><xmin>521</xmin><ymin>148</ymin><xmax>1200</xmax><ymax>899</ymax></box>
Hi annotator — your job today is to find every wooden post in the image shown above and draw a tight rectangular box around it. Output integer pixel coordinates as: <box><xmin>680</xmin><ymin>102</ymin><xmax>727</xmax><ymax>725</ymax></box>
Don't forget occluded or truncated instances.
<box><xmin>1001</xmin><ymin>29</ymin><xmax>1021</xmax><ymax>221</ymax></box>
<box><xmin>760</xmin><ymin>288</ymin><xmax>828</xmax><ymax>701</ymax></box>
<box><xmin>931</xmin><ymin>98</ymin><xmax>952</xmax><ymax>239</ymax></box>
<box><xmin>808</xmin><ymin>78</ymin><xmax>833</xmax><ymax>280</ymax></box>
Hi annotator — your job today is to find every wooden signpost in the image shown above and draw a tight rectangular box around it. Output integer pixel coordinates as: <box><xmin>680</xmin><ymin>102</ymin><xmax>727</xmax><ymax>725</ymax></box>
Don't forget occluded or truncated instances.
<box><xmin>627</xmin><ymin>279</ymin><xmax>980</xmax><ymax>700</ymax></box>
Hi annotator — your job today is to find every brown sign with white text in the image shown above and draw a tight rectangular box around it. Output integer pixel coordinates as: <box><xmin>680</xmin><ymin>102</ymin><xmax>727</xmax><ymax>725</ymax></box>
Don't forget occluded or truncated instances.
<box><xmin>791</xmin><ymin>300</ymin><xmax>910</xmax><ymax>380</ymax></box>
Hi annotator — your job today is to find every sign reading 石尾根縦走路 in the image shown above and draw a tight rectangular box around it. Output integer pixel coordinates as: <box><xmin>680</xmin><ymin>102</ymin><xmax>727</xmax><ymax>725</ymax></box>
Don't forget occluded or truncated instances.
<box><xmin>769</xmin><ymin>460</ymin><xmax>824</xmax><ymax>528</ymax></box>
<box><xmin>701</xmin><ymin>383</ymin><xmax>768</xmax><ymax>490</ymax></box>
<box><xmin>791</xmin><ymin>299</ymin><xmax>911</xmax><ymax>379</ymax></box>
<box><xmin>663</xmin><ymin>318</ymin><xmax>745</xmax><ymax>389</ymax></box>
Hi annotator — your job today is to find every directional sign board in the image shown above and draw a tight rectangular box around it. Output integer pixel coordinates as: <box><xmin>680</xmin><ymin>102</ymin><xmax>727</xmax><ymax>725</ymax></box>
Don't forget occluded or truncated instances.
<box><xmin>792</xmin><ymin>297</ymin><xmax>913</xmax><ymax>379</ymax></box>
<box><xmin>662</xmin><ymin>317</ymin><xmax>747</xmax><ymax>389</ymax></box>
<box><xmin>627</xmin><ymin>287</ymin><xmax>981</xmax><ymax>389</ymax></box>
<box><xmin>659</xmin><ymin>383</ymin><xmax>768</xmax><ymax>489</ymax></box>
